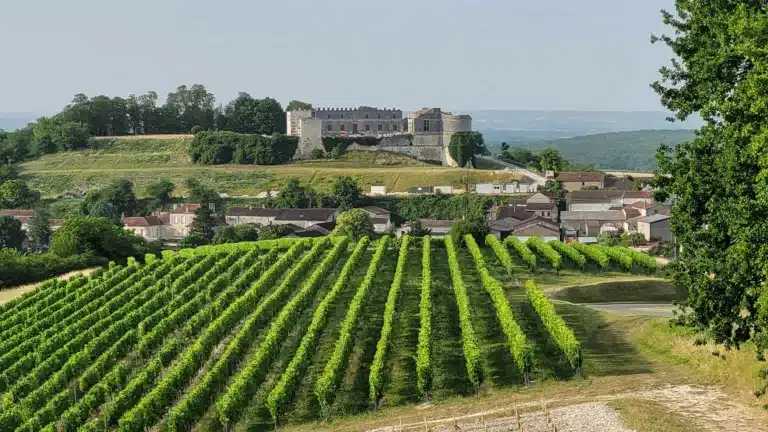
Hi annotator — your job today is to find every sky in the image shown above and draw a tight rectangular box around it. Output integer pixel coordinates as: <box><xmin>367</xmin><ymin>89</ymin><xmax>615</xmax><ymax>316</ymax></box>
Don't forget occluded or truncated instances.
<box><xmin>0</xmin><ymin>0</ymin><xmax>678</xmax><ymax>114</ymax></box>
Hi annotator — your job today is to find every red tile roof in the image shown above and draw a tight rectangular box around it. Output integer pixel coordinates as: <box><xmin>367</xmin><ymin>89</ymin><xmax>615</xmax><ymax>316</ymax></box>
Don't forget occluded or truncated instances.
<box><xmin>0</xmin><ymin>209</ymin><xmax>34</xmax><ymax>217</ymax></box>
<box><xmin>123</xmin><ymin>216</ymin><xmax>165</xmax><ymax>227</ymax></box>
<box><xmin>171</xmin><ymin>204</ymin><xmax>201</xmax><ymax>214</ymax></box>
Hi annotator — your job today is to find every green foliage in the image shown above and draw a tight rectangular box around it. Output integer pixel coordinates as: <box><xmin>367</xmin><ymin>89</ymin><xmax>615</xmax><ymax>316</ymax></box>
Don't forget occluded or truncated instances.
<box><xmin>570</xmin><ymin>242</ymin><xmax>609</xmax><ymax>269</ymax></box>
<box><xmin>465</xmin><ymin>235</ymin><xmax>531</xmax><ymax>375</ymax></box>
<box><xmin>277</xmin><ymin>178</ymin><xmax>312</xmax><ymax>208</ymax></box>
<box><xmin>443</xmin><ymin>236</ymin><xmax>483</xmax><ymax>388</ymax></box>
<box><xmin>28</xmin><ymin>207</ymin><xmax>52</xmax><ymax>249</ymax></box>
<box><xmin>451</xmin><ymin>215</ymin><xmax>489</xmax><ymax>245</ymax></box>
<box><xmin>189</xmin><ymin>207</ymin><xmax>217</xmax><ymax>242</ymax></box>
<box><xmin>212</xmin><ymin>224</ymin><xmax>259</xmax><ymax>244</ymax></box>
<box><xmin>310</xmin><ymin>148</ymin><xmax>325</xmax><ymax>159</ymax></box>
<box><xmin>87</xmin><ymin>200</ymin><xmax>119</xmax><ymax>222</ymax></box>
<box><xmin>597</xmin><ymin>245</ymin><xmax>633</xmax><ymax>271</ymax></box>
<box><xmin>83</xmin><ymin>179</ymin><xmax>137</xmax><ymax>217</ymax></box>
<box><xmin>49</xmin><ymin>216</ymin><xmax>148</xmax><ymax>262</ymax></box>
<box><xmin>314</xmin><ymin>236</ymin><xmax>389</xmax><ymax>414</ymax></box>
<box><xmin>543</xmin><ymin>180</ymin><xmax>565</xmax><ymax>200</ymax></box>
<box><xmin>538</xmin><ymin>148</ymin><xmax>565</xmax><ymax>172</ymax></box>
<box><xmin>0</xmin><ymin>216</ymin><xmax>25</xmax><ymax>250</ymax></box>
<box><xmin>221</xmin><ymin>94</ymin><xmax>285</xmax><ymax>135</ymax></box>
<box><xmin>331</xmin><ymin>176</ymin><xmax>361</xmax><ymax>210</ymax></box>
<box><xmin>286</xmin><ymin>100</ymin><xmax>313</xmax><ymax>111</ymax></box>
<box><xmin>416</xmin><ymin>236</ymin><xmax>432</xmax><ymax>397</ymax></box>
<box><xmin>396</xmin><ymin>194</ymin><xmax>489</xmax><ymax>221</ymax></box>
<box><xmin>369</xmin><ymin>236</ymin><xmax>411</xmax><ymax>406</ymax></box>
<box><xmin>189</xmin><ymin>131</ymin><xmax>298</xmax><ymax>165</ymax></box>
<box><xmin>525</xmin><ymin>280</ymin><xmax>581</xmax><ymax>369</ymax></box>
<box><xmin>407</xmin><ymin>219</ymin><xmax>432</xmax><ymax>237</ymax></box>
<box><xmin>526</xmin><ymin>237</ymin><xmax>562</xmax><ymax>270</ymax></box>
<box><xmin>266</xmin><ymin>237</ymin><xmax>369</xmax><ymax>422</ymax></box>
<box><xmin>448</xmin><ymin>132</ymin><xmax>485</xmax><ymax>167</ymax></box>
<box><xmin>548</xmin><ymin>240</ymin><xmax>586</xmax><ymax>269</ymax></box>
<box><xmin>485</xmin><ymin>234</ymin><xmax>514</xmax><ymax>273</ymax></box>
<box><xmin>31</xmin><ymin>117</ymin><xmax>89</xmax><ymax>155</ymax></box>
<box><xmin>189</xmin><ymin>125</ymin><xmax>203</xmax><ymax>134</ymax></box>
<box><xmin>321</xmin><ymin>136</ymin><xmax>380</xmax><ymax>154</ymax></box>
<box><xmin>505</xmin><ymin>236</ymin><xmax>536</xmax><ymax>270</ymax></box>
<box><xmin>0</xmin><ymin>179</ymin><xmax>41</xmax><ymax>209</ymax></box>
<box><xmin>332</xmin><ymin>209</ymin><xmax>373</xmax><ymax>241</ymax></box>
<box><xmin>183</xmin><ymin>177</ymin><xmax>221</xmax><ymax>209</ymax></box>
<box><xmin>144</xmin><ymin>178</ymin><xmax>174</xmax><ymax>208</ymax></box>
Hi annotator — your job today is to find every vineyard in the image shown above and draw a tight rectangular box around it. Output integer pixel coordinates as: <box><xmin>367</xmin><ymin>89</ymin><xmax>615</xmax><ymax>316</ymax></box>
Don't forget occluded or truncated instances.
<box><xmin>0</xmin><ymin>236</ymin><xmax>655</xmax><ymax>431</ymax></box>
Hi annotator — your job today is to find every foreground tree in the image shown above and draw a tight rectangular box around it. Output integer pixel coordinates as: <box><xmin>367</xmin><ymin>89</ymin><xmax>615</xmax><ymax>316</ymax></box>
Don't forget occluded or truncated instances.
<box><xmin>651</xmin><ymin>1</ymin><xmax>768</xmax><ymax>349</ymax></box>
<box><xmin>0</xmin><ymin>215</ymin><xmax>25</xmax><ymax>250</ymax></box>
<box><xmin>333</xmin><ymin>208</ymin><xmax>374</xmax><ymax>241</ymax></box>
<box><xmin>28</xmin><ymin>206</ymin><xmax>53</xmax><ymax>249</ymax></box>
<box><xmin>189</xmin><ymin>207</ymin><xmax>217</xmax><ymax>242</ymax></box>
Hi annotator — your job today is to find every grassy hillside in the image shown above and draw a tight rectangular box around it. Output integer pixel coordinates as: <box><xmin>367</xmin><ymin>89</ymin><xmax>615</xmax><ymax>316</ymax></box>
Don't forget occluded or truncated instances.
<box><xmin>495</xmin><ymin>130</ymin><xmax>695</xmax><ymax>171</ymax></box>
<box><xmin>20</xmin><ymin>135</ymin><xmax>521</xmax><ymax>197</ymax></box>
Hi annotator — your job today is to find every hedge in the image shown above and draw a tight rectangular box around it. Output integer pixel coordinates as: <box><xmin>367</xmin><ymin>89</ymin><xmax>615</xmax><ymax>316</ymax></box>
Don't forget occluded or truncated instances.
<box><xmin>189</xmin><ymin>131</ymin><xmax>298</xmax><ymax>165</ymax></box>
<box><xmin>0</xmin><ymin>252</ymin><xmax>106</xmax><ymax>290</ymax></box>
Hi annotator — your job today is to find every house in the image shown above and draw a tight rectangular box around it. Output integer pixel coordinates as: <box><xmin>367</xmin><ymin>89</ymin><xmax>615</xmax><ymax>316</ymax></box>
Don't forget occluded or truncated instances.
<box><xmin>508</xmin><ymin>216</ymin><xmax>560</xmax><ymax>242</ymax></box>
<box><xmin>370</xmin><ymin>184</ymin><xmax>387</xmax><ymax>195</ymax></box>
<box><xmin>360</xmin><ymin>206</ymin><xmax>393</xmax><ymax>233</ymax></box>
<box><xmin>285</xmin><ymin>222</ymin><xmax>337</xmax><ymax>238</ymax></box>
<box><xmin>636</xmin><ymin>214</ymin><xmax>672</xmax><ymax>242</ymax></box>
<box><xmin>626</xmin><ymin>201</ymin><xmax>670</xmax><ymax>217</ymax></box>
<box><xmin>408</xmin><ymin>186</ymin><xmax>434</xmax><ymax>194</ymax></box>
<box><xmin>604</xmin><ymin>176</ymin><xmax>635</xmax><ymax>191</ymax></box>
<box><xmin>395</xmin><ymin>219</ymin><xmax>454</xmax><ymax>237</ymax></box>
<box><xmin>560</xmin><ymin>210</ymin><xmax>627</xmax><ymax>239</ymax></box>
<box><xmin>492</xmin><ymin>192</ymin><xmax>559</xmax><ymax>223</ymax></box>
<box><xmin>123</xmin><ymin>216</ymin><xmax>167</xmax><ymax>241</ymax></box>
<box><xmin>273</xmin><ymin>208</ymin><xmax>338</xmax><ymax>229</ymax></box>
<box><xmin>475</xmin><ymin>179</ymin><xmax>538</xmax><ymax>195</ymax></box>
<box><xmin>556</xmin><ymin>172</ymin><xmax>605</xmax><ymax>191</ymax></box>
<box><xmin>226</xmin><ymin>207</ymin><xmax>282</xmax><ymax>226</ymax></box>
<box><xmin>567</xmin><ymin>190</ymin><xmax>653</xmax><ymax>212</ymax></box>
<box><xmin>169</xmin><ymin>203</ymin><xmax>201</xmax><ymax>237</ymax></box>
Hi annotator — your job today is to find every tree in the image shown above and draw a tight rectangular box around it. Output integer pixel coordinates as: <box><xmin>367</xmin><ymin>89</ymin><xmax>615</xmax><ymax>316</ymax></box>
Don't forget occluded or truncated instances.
<box><xmin>0</xmin><ymin>164</ymin><xmax>19</xmax><ymax>185</ymax></box>
<box><xmin>650</xmin><ymin>1</ymin><xmax>768</xmax><ymax>350</ymax></box>
<box><xmin>448</xmin><ymin>132</ymin><xmax>486</xmax><ymax>167</ymax></box>
<box><xmin>331</xmin><ymin>176</ymin><xmax>361</xmax><ymax>210</ymax></box>
<box><xmin>88</xmin><ymin>200</ymin><xmax>120</xmax><ymax>222</ymax></box>
<box><xmin>146</xmin><ymin>178</ymin><xmax>175</xmax><ymax>208</ymax></box>
<box><xmin>538</xmin><ymin>148</ymin><xmax>565</xmax><ymax>173</ymax></box>
<box><xmin>258</xmin><ymin>223</ymin><xmax>288</xmax><ymax>240</ymax></box>
<box><xmin>542</xmin><ymin>180</ymin><xmax>564</xmax><ymax>201</ymax></box>
<box><xmin>213</xmin><ymin>224</ymin><xmax>259</xmax><ymax>244</ymax></box>
<box><xmin>277</xmin><ymin>178</ymin><xmax>312</xmax><ymax>208</ymax></box>
<box><xmin>180</xmin><ymin>232</ymin><xmax>208</xmax><ymax>249</ymax></box>
<box><xmin>189</xmin><ymin>207</ymin><xmax>217</xmax><ymax>242</ymax></box>
<box><xmin>0</xmin><ymin>215</ymin><xmax>25</xmax><ymax>250</ymax></box>
<box><xmin>234</xmin><ymin>224</ymin><xmax>259</xmax><ymax>241</ymax></box>
<box><xmin>333</xmin><ymin>209</ymin><xmax>374</xmax><ymax>241</ymax></box>
<box><xmin>0</xmin><ymin>179</ymin><xmax>41</xmax><ymax>208</ymax></box>
<box><xmin>184</xmin><ymin>177</ymin><xmax>222</xmax><ymax>210</ymax></box>
<box><xmin>223</xmin><ymin>94</ymin><xmax>285</xmax><ymax>135</ymax></box>
<box><xmin>451</xmin><ymin>215</ymin><xmax>489</xmax><ymax>245</ymax></box>
<box><xmin>49</xmin><ymin>216</ymin><xmax>139</xmax><ymax>261</ymax></box>
<box><xmin>28</xmin><ymin>206</ymin><xmax>53</xmax><ymax>249</ymax></box>
<box><xmin>31</xmin><ymin>117</ymin><xmax>89</xmax><ymax>155</ymax></box>
<box><xmin>500</xmin><ymin>141</ymin><xmax>509</xmax><ymax>151</ymax></box>
<box><xmin>101</xmin><ymin>179</ymin><xmax>137</xmax><ymax>216</ymax></box>
<box><xmin>407</xmin><ymin>219</ymin><xmax>432</xmax><ymax>237</ymax></box>
<box><xmin>286</xmin><ymin>100</ymin><xmax>313</xmax><ymax>111</ymax></box>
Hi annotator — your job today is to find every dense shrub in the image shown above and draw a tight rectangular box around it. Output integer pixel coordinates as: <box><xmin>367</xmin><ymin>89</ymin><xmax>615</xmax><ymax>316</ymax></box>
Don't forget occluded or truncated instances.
<box><xmin>0</xmin><ymin>249</ymin><xmax>106</xmax><ymax>289</ymax></box>
<box><xmin>189</xmin><ymin>131</ymin><xmax>298</xmax><ymax>165</ymax></box>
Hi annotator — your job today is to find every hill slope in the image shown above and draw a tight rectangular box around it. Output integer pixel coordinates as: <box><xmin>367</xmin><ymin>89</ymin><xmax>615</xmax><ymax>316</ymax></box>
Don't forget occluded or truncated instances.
<box><xmin>19</xmin><ymin>135</ymin><xmax>522</xmax><ymax>196</ymax></box>
<box><xmin>516</xmin><ymin>130</ymin><xmax>695</xmax><ymax>171</ymax></box>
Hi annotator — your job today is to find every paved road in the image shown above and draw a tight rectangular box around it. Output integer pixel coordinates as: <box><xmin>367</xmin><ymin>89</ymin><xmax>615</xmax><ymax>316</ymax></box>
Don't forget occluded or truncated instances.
<box><xmin>581</xmin><ymin>303</ymin><xmax>676</xmax><ymax>318</ymax></box>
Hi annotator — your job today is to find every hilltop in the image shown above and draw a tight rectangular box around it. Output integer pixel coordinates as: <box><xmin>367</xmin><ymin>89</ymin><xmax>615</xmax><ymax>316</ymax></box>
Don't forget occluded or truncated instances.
<box><xmin>19</xmin><ymin>135</ymin><xmax>522</xmax><ymax>197</ymax></box>
<box><xmin>494</xmin><ymin>130</ymin><xmax>695</xmax><ymax>171</ymax></box>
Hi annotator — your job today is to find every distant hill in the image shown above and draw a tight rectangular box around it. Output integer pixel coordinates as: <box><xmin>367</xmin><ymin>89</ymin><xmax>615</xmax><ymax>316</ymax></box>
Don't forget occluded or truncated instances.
<box><xmin>496</xmin><ymin>130</ymin><xmax>695</xmax><ymax>172</ymax></box>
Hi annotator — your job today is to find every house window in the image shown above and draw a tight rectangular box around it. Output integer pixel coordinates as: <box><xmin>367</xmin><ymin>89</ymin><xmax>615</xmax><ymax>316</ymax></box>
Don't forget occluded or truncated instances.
<box><xmin>340</xmin><ymin>124</ymin><xmax>345</xmax><ymax>131</ymax></box>
<box><xmin>393</xmin><ymin>124</ymin><xmax>398</xmax><ymax>131</ymax></box>
<box><xmin>423</xmin><ymin>120</ymin><xmax>430</xmax><ymax>132</ymax></box>
<box><xmin>327</xmin><ymin>124</ymin><xmax>332</xmax><ymax>131</ymax></box>
<box><xmin>365</xmin><ymin>124</ymin><xmax>370</xmax><ymax>131</ymax></box>
<box><xmin>378</xmin><ymin>124</ymin><xmax>383</xmax><ymax>131</ymax></box>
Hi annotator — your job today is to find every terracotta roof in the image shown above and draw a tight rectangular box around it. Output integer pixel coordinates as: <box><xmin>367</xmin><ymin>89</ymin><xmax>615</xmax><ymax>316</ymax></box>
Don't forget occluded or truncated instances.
<box><xmin>362</xmin><ymin>206</ymin><xmax>391</xmax><ymax>216</ymax></box>
<box><xmin>171</xmin><ymin>204</ymin><xmax>201</xmax><ymax>214</ymax></box>
<box><xmin>123</xmin><ymin>216</ymin><xmax>165</xmax><ymax>227</ymax></box>
<box><xmin>274</xmin><ymin>208</ymin><xmax>337</xmax><ymax>222</ymax></box>
<box><xmin>0</xmin><ymin>209</ymin><xmax>34</xmax><ymax>217</ymax></box>
<box><xmin>556</xmin><ymin>172</ymin><xmax>605</xmax><ymax>183</ymax></box>
<box><xmin>227</xmin><ymin>207</ymin><xmax>282</xmax><ymax>217</ymax></box>
<box><xmin>151</xmin><ymin>211</ymin><xmax>170</xmax><ymax>224</ymax></box>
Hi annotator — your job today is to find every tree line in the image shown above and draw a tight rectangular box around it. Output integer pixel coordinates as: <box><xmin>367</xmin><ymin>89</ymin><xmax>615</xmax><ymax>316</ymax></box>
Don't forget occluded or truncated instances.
<box><xmin>0</xmin><ymin>84</ymin><xmax>311</xmax><ymax>164</ymax></box>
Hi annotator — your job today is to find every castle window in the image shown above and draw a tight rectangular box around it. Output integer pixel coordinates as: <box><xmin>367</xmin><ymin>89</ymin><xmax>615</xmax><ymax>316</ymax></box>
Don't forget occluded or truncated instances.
<box><xmin>378</xmin><ymin>114</ymin><xmax>381</xmax><ymax>119</ymax></box>
<box><xmin>365</xmin><ymin>124</ymin><xmax>370</xmax><ymax>131</ymax></box>
<box><xmin>340</xmin><ymin>124</ymin><xmax>345</xmax><ymax>131</ymax></box>
<box><xmin>365</xmin><ymin>115</ymin><xmax>369</xmax><ymax>119</ymax></box>
<box><xmin>340</xmin><ymin>114</ymin><xmax>344</xmax><ymax>119</ymax></box>
<box><xmin>393</xmin><ymin>114</ymin><xmax>397</xmax><ymax>119</ymax></box>
<box><xmin>393</xmin><ymin>124</ymin><xmax>398</xmax><ymax>131</ymax></box>
<box><xmin>327</xmin><ymin>124</ymin><xmax>332</xmax><ymax>132</ymax></box>
<box><xmin>327</xmin><ymin>115</ymin><xmax>330</xmax><ymax>119</ymax></box>
<box><xmin>378</xmin><ymin>124</ymin><xmax>383</xmax><ymax>131</ymax></box>
<box><xmin>423</xmin><ymin>120</ymin><xmax>430</xmax><ymax>132</ymax></box>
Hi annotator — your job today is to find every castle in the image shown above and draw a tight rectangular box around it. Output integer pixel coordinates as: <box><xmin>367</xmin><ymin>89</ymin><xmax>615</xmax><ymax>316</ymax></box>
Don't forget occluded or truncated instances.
<box><xmin>287</xmin><ymin>106</ymin><xmax>472</xmax><ymax>167</ymax></box>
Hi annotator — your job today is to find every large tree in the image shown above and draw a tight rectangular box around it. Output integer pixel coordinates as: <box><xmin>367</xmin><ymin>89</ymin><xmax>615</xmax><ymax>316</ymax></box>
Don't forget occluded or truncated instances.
<box><xmin>651</xmin><ymin>1</ymin><xmax>768</xmax><ymax>349</ymax></box>
<box><xmin>0</xmin><ymin>215</ymin><xmax>25</xmax><ymax>250</ymax></box>
<box><xmin>277</xmin><ymin>178</ymin><xmax>312</xmax><ymax>208</ymax></box>
<box><xmin>331</xmin><ymin>176</ymin><xmax>361</xmax><ymax>210</ymax></box>
<box><xmin>0</xmin><ymin>179</ymin><xmax>41</xmax><ymax>208</ymax></box>
<box><xmin>332</xmin><ymin>209</ymin><xmax>374</xmax><ymax>241</ymax></box>
<box><xmin>28</xmin><ymin>206</ymin><xmax>53</xmax><ymax>249</ymax></box>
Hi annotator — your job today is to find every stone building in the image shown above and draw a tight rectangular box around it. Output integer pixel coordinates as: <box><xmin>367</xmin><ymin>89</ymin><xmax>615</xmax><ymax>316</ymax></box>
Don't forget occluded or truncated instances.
<box><xmin>287</xmin><ymin>105</ymin><xmax>472</xmax><ymax>166</ymax></box>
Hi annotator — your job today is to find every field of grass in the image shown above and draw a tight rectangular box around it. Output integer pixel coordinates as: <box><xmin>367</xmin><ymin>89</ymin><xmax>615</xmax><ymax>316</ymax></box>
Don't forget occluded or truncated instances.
<box><xmin>0</xmin><ymin>236</ymin><xmax>694</xmax><ymax>432</ymax></box>
<box><xmin>19</xmin><ymin>135</ymin><xmax>521</xmax><ymax>197</ymax></box>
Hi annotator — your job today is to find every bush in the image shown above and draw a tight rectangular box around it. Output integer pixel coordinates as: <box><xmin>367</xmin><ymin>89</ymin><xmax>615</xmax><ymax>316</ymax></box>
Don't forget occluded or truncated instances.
<box><xmin>189</xmin><ymin>131</ymin><xmax>298</xmax><ymax>165</ymax></box>
<box><xmin>0</xmin><ymin>249</ymin><xmax>106</xmax><ymax>289</ymax></box>
<box><xmin>190</xmin><ymin>125</ymin><xmax>204</xmax><ymax>134</ymax></box>
<box><xmin>310</xmin><ymin>148</ymin><xmax>325</xmax><ymax>159</ymax></box>
<box><xmin>50</xmin><ymin>216</ymin><xmax>149</xmax><ymax>262</ymax></box>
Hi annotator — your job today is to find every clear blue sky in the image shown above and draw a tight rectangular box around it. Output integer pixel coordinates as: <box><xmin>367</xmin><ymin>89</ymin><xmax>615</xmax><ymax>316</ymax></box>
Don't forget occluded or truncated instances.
<box><xmin>0</xmin><ymin>0</ymin><xmax>676</xmax><ymax>114</ymax></box>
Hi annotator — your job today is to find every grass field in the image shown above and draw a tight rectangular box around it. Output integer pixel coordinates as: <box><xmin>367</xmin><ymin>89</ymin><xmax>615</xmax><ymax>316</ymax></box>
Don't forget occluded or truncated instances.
<box><xmin>19</xmin><ymin>135</ymin><xmax>522</xmax><ymax>197</ymax></box>
<box><xmin>1</xmin><ymin>237</ymin><xmax>764</xmax><ymax>432</ymax></box>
